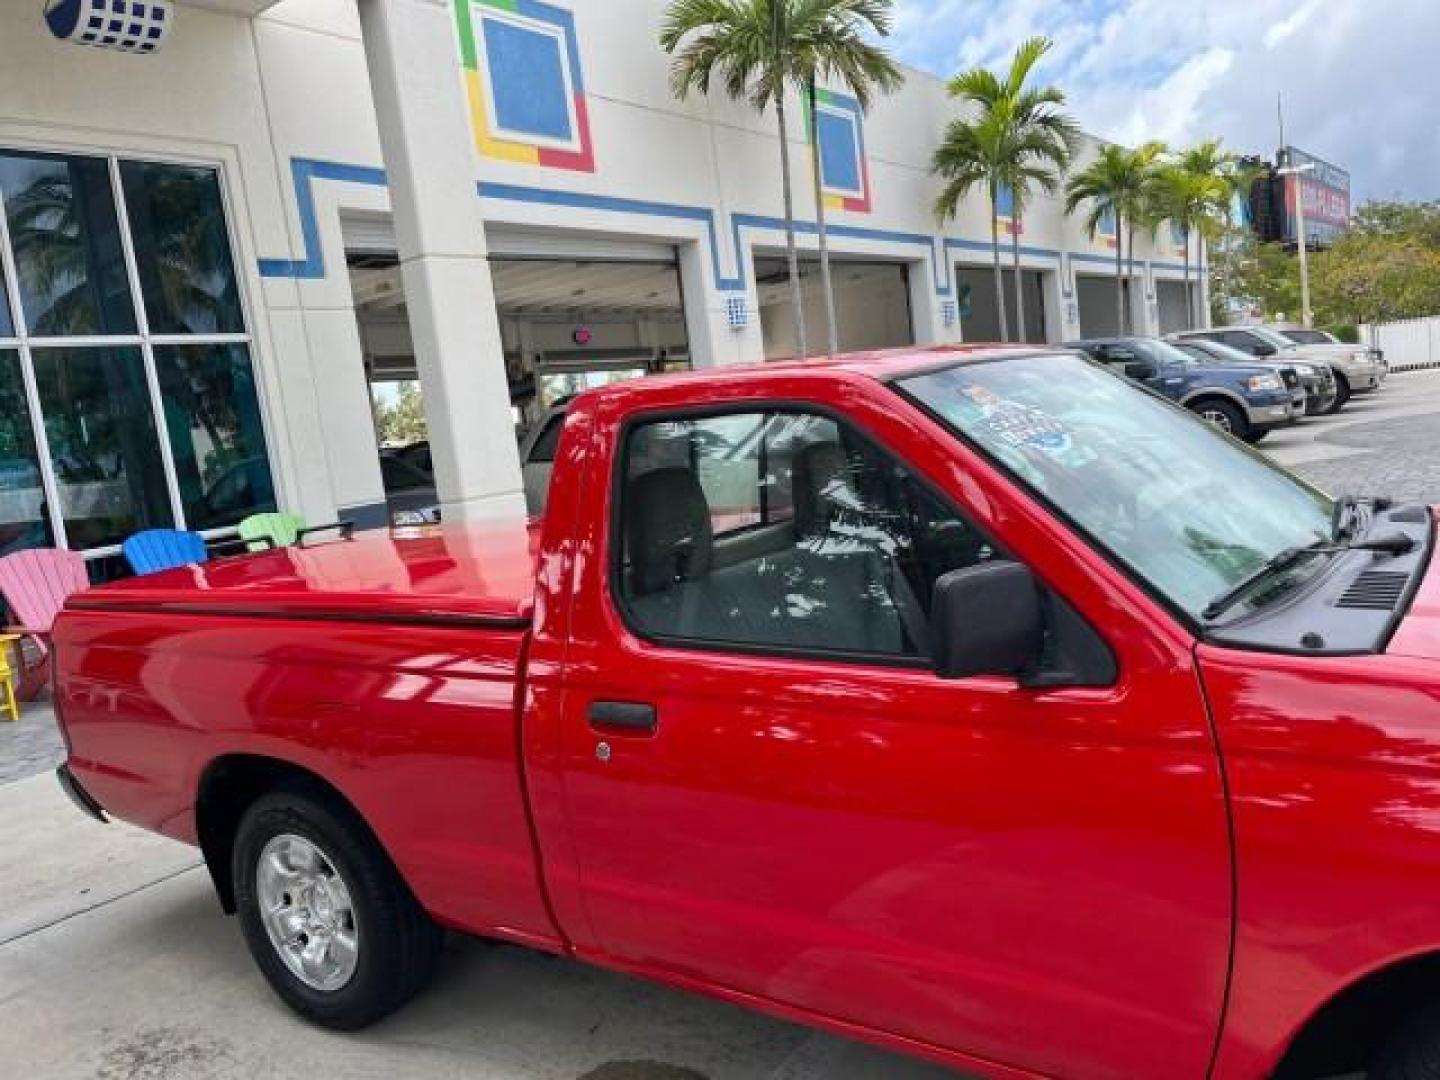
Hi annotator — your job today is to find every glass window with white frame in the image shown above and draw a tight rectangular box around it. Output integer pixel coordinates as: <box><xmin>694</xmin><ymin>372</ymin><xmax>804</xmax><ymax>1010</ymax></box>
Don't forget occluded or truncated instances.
<box><xmin>0</xmin><ymin>149</ymin><xmax>275</xmax><ymax>560</ymax></box>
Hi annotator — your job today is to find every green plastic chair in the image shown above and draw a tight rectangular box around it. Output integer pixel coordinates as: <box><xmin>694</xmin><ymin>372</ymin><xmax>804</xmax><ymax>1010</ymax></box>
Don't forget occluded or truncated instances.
<box><xmin>238</xmin><ymin>512</ymin><xmax>354</xmax><ymax>552</ymax></box>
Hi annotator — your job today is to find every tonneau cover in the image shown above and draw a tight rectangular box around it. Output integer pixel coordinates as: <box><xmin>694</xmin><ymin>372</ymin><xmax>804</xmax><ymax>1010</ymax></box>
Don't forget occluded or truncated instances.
<box><xmin>70</xmin><ymin>520</ymin><xmax>540</xmax><ymax>627</ymax></box>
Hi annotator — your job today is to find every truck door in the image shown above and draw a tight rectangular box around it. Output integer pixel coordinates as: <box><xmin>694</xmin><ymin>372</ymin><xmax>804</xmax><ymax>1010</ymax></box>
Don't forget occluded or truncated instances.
<box><xmin>554</xmin><ymin>395</ymin><xmax>1231</xmax><ymax>1079</ymax></box>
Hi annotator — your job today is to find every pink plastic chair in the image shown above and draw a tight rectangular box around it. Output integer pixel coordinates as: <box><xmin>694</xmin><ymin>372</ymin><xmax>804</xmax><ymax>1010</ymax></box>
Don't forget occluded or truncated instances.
<box><xmin>0</xmin><ymin>548</ymin><xmax>90</xmax><ymax>701</ymax></box>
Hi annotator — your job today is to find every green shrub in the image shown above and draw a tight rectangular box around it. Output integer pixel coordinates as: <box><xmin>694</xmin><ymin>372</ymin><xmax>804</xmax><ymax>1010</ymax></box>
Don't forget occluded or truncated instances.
<box><xmin>1325</xmin><ymin>324</ymin><xmax>1360</xmax><ymax>344</ymax></box>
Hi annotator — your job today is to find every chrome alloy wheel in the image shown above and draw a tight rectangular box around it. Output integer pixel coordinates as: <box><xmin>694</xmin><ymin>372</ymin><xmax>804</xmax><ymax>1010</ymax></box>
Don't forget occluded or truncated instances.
<box><xmin>1198</xmin><ymin>407</ymin><xmax>1233</xmax><ymax>432</ymax></box>
<box><xmin>256</xmin><ymin>834</ymin><xmax>359</xmax><ymax>991</ymax></box>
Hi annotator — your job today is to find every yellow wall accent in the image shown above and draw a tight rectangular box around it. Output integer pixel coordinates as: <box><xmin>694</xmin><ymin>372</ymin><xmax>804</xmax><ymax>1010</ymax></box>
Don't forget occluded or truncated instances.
<box><xmin>466</xmin><ymin>69</ymin><xmax>540</xmax><ymax>164</ymax></box>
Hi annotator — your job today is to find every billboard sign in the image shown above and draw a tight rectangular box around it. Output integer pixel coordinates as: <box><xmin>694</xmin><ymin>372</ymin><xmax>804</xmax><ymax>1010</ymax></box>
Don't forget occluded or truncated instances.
<box><xmin>1280</xmin><ymin>146</ymin><xmax>1351</xmax><ymax>246</ymax></box>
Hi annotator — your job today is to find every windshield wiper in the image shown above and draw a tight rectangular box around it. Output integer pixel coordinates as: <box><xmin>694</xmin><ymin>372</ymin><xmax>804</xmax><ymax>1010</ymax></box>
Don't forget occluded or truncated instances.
<box><xmin>1202</xmin><ymin>531</ymin><xmax>1415</xmax><ymax>623</ymax></box>
<box><xmin>1331</xmin><ymin>495</ymin><xmax>1361</xmax><ymax>542</ymax></box>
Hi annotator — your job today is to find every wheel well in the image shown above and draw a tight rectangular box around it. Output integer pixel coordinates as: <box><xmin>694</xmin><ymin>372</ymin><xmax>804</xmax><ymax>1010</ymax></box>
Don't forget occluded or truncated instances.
<box><xmin>1334</xmin><ymin>369</ymin><xmax>1351</xmax><ymax>390</ymax></box>
<box><xmin>1187</xmin><ymin>393</ymin><xmax>1243</xmax><ymax>413</ymax></box>
<box><xmin>1274</xmin><ymin>952</ymin><xmax>1440</xmax><ymax>1078</ymax></box>
<box><xmin>195</xmin><ymin>755</ymin><xmax>371</xmax><ymax>915</ymax></box>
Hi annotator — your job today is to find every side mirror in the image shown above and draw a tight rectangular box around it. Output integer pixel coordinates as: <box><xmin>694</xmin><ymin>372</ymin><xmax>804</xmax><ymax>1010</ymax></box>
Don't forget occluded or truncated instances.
<box><xmin>1253</xmin><ymin>343</ymin><xmax>1277</xmax><ymax>357</ymax></box>
<box><xmin>1124</xmin><ymin>361</ymin><xmax>1158</xmax><ymax>381</ymax></box>
<box><xmin>931</xmin><ymin>562</ymin><xmax>1044</xmax><ymax>680</ymax></box>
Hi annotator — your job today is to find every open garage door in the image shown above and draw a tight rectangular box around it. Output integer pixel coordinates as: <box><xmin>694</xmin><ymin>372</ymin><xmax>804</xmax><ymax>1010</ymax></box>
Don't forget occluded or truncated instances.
<box><xmin>755</xmin><ymin>256</ymin><xmax>913</xmax><ymax>359</ymax></box>
<box><xmin>955</xmin><ymin>265</ymin><xmax>1048</xmax><ymax>344</ymax></box>
<box><xmin>1156</xmin><ymin>279</ymin><xmax>1196</xmax><ymax>335</ymax></box>
<box><xmin>347</xmin><ymin>226</ymin><xmax>691</xmax><ymax>521</ymax></box>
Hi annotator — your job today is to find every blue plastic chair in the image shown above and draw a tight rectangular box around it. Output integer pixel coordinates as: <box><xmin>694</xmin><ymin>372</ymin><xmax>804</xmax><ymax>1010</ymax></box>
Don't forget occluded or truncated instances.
<box><xmin>122</xmin><ymin>529</ymin><xmax>210</xmax><ymax>576</ymax></box>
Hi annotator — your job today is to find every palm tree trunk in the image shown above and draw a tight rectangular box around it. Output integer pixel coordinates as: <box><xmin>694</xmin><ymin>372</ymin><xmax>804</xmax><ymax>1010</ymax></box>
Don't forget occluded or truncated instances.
<box><xmin>991</xmin><ymin>190</ymin><xmax>1009</xmax><ymax>342</ymax></box>
<box><xmin>1011</xmin><ymin>216</ymin><xmax>1026</xmax><ymax>343</ymax></box>
<box><xmin>1126</xmin><ymin>225</ymin><xmax>1137</xmax><ymax>334</ymax></box>
<box><xmin>1182</xmin><ymin>226</ymin><xmax>1192</xmax><ymax>329</ymax></box>
<box><xmin>774</xmin><ymin>93</ymin><xmax>807</xmax><ymax>359</ymax></box>
<box><xmin>1196</xmin><ymin>233</ymin><xmax>1207</xmax><ymax>326</ymax></box>
<box><xmin>1114</xmin><ymin>213</ymin><xmax>1125</xmax><ymax>336</ymax></box>
<box><xmin>807</xmin><ymin>82</ymin><xmax>838</xmax><ymax>358</ymax></box>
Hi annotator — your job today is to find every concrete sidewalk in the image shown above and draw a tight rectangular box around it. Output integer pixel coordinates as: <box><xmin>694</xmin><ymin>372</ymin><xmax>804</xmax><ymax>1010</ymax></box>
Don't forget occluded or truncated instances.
<box><xmin>0</xmin><ymin>695</ymin><xmax>64</xmax><ymax>785</ymax></box>
<box><xmin>0</xmin><ymin>774</ymin><xmax>961</xmax><ymax>1079</ymax></box>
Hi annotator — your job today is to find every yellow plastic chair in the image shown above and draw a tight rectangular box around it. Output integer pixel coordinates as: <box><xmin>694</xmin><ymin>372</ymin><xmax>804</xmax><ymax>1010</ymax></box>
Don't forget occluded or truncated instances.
<box><xmin>0</xmin><ymin>633</ymin><xmax>21</xmax><ymax>722</ymax></box>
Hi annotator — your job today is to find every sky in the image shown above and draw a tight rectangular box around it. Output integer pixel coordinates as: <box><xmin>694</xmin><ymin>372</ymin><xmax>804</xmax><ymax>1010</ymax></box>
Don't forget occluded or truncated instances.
<box><xmin>889</xmin><ymin>0</ymin><xmax>1440</xmax><ymax>203</ymax></box>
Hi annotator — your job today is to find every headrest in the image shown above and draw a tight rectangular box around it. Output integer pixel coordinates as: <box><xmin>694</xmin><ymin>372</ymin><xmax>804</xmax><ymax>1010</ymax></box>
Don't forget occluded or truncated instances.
<box><xmin>792</xmin><ymin>441</ymin><xmax>852</xmax><ymax>538</ymax></box>
<box><xmin>626</xmin><ymin>467</ymin><xmax>714</xmax><ymax>595</ymax></box>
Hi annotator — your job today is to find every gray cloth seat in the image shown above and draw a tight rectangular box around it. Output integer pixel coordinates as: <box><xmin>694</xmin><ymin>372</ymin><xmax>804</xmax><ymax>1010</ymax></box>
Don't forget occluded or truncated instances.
<box><xmin>623</xmin><ymin>450</ymin><xmax>913</xmax><ymax>655</ymax></box>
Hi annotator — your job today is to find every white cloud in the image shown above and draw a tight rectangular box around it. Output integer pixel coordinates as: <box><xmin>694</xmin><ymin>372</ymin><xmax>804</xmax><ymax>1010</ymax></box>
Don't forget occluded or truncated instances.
<box><xmin>1263</xmin><ymin>0</ymin><xmax>1323</xmax><ymax>50</ymax></box>
<box><xmin>889</xmin><ymin>0</ymin><xmax>1440</xmax><ymax>201</ymax></box>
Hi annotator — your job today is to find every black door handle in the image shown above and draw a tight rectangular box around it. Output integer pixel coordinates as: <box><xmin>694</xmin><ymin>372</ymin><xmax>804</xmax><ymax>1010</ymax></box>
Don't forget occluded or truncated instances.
<box><xmin>588</xmin><ymin>701</ymin><xmax>658</xmax><ymax>735</ymax></box>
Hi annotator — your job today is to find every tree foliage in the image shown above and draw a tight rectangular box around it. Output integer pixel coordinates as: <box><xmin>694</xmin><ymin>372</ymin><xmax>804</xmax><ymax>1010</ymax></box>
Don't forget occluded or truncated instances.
<box><xmin>373</xmin><ymin>382</ymin><xmax>428</xmax><ymax>447</ymax></box>
<box><xmin>1216</xmin><ymin>200</ymin><xmax>1440</xmax><ymax>326</ymax></box>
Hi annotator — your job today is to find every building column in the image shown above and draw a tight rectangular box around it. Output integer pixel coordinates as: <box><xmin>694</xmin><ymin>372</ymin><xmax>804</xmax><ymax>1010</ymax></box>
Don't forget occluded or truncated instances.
<box><xmin>909</xmin><ymin>249</ymin><xmax>961</xmax><ymax>346</ymax></box>
<box><xmin>678</xmin><ymin>241</ymin><xmax>763</xmax><ymax>367</ymax></box>
<box><xmin>357</xmin><ymin>0</ymin><xmax>524</xmax><ymax>522</ymax></box>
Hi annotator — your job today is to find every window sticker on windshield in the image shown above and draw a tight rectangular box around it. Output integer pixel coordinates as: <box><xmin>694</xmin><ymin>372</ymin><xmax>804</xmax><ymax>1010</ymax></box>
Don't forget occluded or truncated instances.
<box><xmin>958</xmin><ymin>386</ymin><xmax>1097</xmax><ymax>467</ymax></box>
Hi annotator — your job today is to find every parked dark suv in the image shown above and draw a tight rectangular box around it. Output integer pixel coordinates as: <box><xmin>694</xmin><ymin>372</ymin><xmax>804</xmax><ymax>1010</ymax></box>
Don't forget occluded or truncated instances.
<box><xmin>1065</xmin><ymin>337</ymin><xmax>1299</xmax><ymax>443</ymax></box>
<box><xmin>1169</xmin><ymin>336</ymin><xmax>1336</xmax><ymax>417</ymax></box>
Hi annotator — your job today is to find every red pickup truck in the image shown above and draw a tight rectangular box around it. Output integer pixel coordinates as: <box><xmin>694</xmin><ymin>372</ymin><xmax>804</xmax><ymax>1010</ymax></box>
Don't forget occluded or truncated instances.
<box><xmin>52</xmin><ymin>347</ymin><xmax>1440</xmax><ymax>1080</ymax></box>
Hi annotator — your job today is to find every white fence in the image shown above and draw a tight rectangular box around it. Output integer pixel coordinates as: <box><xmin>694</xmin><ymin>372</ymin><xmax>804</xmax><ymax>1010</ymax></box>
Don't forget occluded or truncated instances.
<box><xmin>1361</xmin><ymin>317</ymin><xmax>1440</xmax><ymax>372</ymax></box>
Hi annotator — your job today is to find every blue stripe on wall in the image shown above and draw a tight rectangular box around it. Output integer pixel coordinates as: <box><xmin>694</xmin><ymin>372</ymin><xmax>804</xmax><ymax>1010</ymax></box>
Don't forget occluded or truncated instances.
<box><xmin>257</xmin><ymin>156</ymin><xmax>1196</xmax><ymax>299</ymax></box>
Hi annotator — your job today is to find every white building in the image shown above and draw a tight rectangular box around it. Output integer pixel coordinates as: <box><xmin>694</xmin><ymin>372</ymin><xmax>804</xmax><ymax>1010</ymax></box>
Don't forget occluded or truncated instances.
<box><xmin>0</xmin><ymin>0</ymin><xmax>1205</xmax><ymax>568</ymax></box>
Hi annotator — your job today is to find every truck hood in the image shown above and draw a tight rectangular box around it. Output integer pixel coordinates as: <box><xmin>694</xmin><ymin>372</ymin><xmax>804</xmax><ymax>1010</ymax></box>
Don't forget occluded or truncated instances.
<box><xmin>1388</xmin><ymin>508</ymin><xmax>1440</xmax><ymax>661</ymax></box>
<box><xmin>70</xmin><ymin>519</ymin><xmax>541</xmax><ymax>627</ymax></box>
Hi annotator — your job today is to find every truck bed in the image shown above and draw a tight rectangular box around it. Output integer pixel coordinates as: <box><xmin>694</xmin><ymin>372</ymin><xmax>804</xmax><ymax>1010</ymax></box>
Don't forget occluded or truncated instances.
<box><xmin>53</xmin><ymin>518</ymin><xmax>560</xmax><ymax>948</ymax></box>
<box><xmin>70</xmin><ymin>520</ymin><xmax>541</xmax><ymax>627</ymax></box>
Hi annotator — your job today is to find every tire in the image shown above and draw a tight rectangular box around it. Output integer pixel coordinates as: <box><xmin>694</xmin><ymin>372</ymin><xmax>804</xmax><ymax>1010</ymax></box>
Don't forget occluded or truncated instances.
<box><xmin>1191</xmin><ymin>398</ymin><xmax>1250</xmax><ymax>442</ymax></box>
<box><xmin>232</xmin><ymin>789</ymin><xmax>443</xmax><ymax>1030</ymax></box>
<box><xmin>1247</xmin><ymin>429</ymin><xmax>1270</xmax><ymax>445</ymax></box>
<box><xmin>1327</xmin><ymin>374</ymin><xmax>1351</xmax><ymax>414</ymax></box>
<box><xmin>1372</xmin><ymin>1001</ymin><xmax>1440</xmax><ymax>1079</ymax></box>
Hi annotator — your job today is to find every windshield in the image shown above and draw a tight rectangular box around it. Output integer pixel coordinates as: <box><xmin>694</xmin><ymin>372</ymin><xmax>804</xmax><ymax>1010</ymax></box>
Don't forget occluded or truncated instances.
<box><xmin>1281</xmin><ymin>329</ymin><xmax>1337</xmax><ymax>346</ymax></box>
<box><xmin>896</xmin><ymin>354</ymin><xmax>1333</xmax><ymax>621</ymax></box>
<box><xmin>1143</xmin><ymin>338</ymin><xmax>1210</xmax><ymax>367</ymax></box>
<box><xmin>1247</xmin><ymin>326</ymin><xmax>1300</xmax><ymax>350</ymax></box>
<box><xmin>1177</xmin><ymin>339</ymin><xmax>1256</xmax><ymax>366</ymax></box>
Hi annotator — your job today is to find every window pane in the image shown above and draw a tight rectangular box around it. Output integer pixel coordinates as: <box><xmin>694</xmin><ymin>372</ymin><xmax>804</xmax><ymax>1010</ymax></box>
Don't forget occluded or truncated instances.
<box><xmin>120</xmin><ymin>162</ymin><xmax>244</xmax><ymax>335</ymax></box>
<box><xmin>618</xmin><ymin>410</ymin><xmax>997</xmax><ymax>659</ymax></box>
<box><xmin>32</xmin><ymin>346</ymin><xmax>171</xmax><ymax>549</ymax></box>
<box><xmin>0</xmin><ymin>152</ymin><xmax>135</xmax><ymax>336</ymax></box>
<box><xmin>0</xmin><ymin>260</ymin><xmax>13</xmax><ymax>338</ymax></box>
<box><xmin>154</xmin><ymin>343</ymin><xmax>275</xmax><ymax>530</ymax></box>
<box><xmin>0</xmin><ymin>349</ymin><xmax>51</xmax><ymax>556</ymax></box>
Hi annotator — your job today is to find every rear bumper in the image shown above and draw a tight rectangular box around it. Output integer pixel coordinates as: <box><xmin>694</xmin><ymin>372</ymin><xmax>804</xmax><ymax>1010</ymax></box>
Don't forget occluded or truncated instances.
<box><xmin>56</xmin><ymin>762</ymin><xmax>107</xmax><ymax>823</ymax></box>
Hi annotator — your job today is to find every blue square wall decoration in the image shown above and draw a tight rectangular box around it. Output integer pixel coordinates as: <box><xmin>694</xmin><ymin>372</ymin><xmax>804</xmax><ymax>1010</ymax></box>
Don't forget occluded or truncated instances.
<box><xmin>817</xmin><ymin>109</ymin><xmax>862</xmax><ymax>196</ymax></box>
<box><xmin>481</xmin><ymin>15</ymin><xmax>574</xmax><ymax>145</ymax></box>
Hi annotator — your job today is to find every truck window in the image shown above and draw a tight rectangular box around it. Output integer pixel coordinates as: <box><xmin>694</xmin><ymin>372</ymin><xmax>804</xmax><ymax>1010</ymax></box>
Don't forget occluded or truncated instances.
<box><xmin>615</xmin><ymin>409</ymin><xmax>1000</xmax><ymax>661</ymax></box>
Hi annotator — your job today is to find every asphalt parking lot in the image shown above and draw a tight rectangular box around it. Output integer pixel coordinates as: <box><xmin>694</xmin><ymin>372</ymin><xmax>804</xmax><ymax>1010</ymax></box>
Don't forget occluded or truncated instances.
<box><xmin>1263</xmin><ymin>367</ymin><xmax>1440</xmax><ymax>505</ymax></box>
<box><xmin>2</xmin><ymin>368</ymin><xmax>1437</xmax><ymax>1080</ymax></box>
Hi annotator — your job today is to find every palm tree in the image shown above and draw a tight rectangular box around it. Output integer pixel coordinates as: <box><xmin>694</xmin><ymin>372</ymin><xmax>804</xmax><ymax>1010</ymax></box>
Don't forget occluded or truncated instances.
<box><xmin>797</xmin><ymin>10</ymin><xmax>902</xmax><ymax>357</ymax></box>
<box><xmin>1064</xmin><ymin>140</ymin><xmax>1164</xmax><ymax>335</ymax></box>
<box><xmin>1150</xmin><ymin>160</ymin><xmax>1227</xmax><ymax>328</ymax></box>
<box><xmin>662</xmin><ymin>0</ymin><xmax>902</xmax><ymax>360</ymax></box>
<box><xmin>1175</xmin><ymin>140</ymin><xmax>1247</xmax><ymax>325</ymax></box>
<box><xmin>934</xmin><ymin>37</ymin><xmax>1078</xmax><ymax>344</ymax></box>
